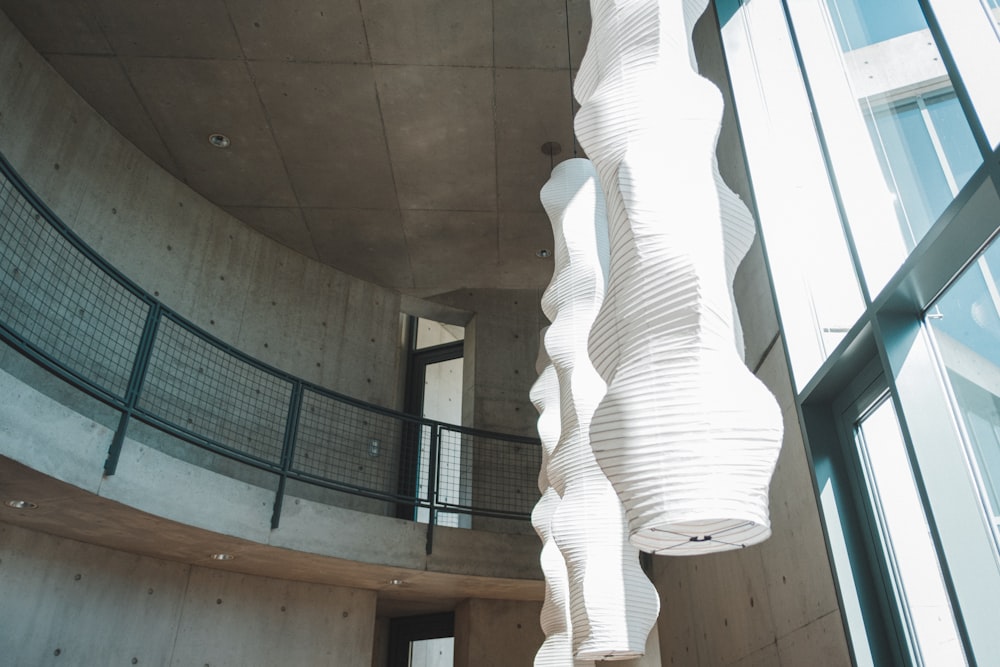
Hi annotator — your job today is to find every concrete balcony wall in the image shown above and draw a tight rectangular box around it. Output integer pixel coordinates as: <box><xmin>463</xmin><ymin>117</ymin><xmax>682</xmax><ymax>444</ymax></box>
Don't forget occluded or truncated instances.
<box><xmin>0</xmin><ymin>10</ymin><xmax>402</xmax><ymax>409</ymax></box>
<box><xmin>0</xmin><ymin>361</ymin><xmax>543</xmax><ymax>581</ymax></box>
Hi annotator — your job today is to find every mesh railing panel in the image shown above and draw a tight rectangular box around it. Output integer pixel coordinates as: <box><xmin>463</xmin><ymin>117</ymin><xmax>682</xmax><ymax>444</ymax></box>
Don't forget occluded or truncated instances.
<box><xmin>0</xmin><ymin>173</ymin><xmax>148</xmax><ymax>399</ymax></box>
<box><xmin>138</xmin><ymin>316</ymin><xmax>291</xmax><ymax>464</ymax></box>
<box><xmin>439</xmin><ymin>426</ymin><xmax>541</xmax><ymax>518</ymax></box>
<box><xmin>293</xmin><ymin>389</ymin><xmax>412</xmax><ymax>498</ymax></box>
<box><xmin>0</xmin><ymin>156</ymin><xmax>541</xmax><ymax>526</ymax></box>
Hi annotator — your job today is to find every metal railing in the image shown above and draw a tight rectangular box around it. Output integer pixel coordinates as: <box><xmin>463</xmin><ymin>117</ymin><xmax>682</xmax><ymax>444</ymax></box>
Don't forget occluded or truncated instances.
<box><xmin>0</xmin><ymin>153</ymin><xmax>541</xmax><ymax>544</ymax></box>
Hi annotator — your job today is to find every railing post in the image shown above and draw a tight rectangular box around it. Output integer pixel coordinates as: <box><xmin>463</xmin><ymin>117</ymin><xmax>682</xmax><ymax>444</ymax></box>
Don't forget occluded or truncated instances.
<box><xmin>271</xmin><ymin>381</ymin><xmax>304</xmax><ymax>530</ymax></box>
<box><xmin>425</xmin><ymin>423</ymin><xmax>440</xmax><ymax>554</ymax></box>
<box><xmin>104</xmin><ymin>302</ymin><xmax>161</xmax><ymax>476</ymax></box>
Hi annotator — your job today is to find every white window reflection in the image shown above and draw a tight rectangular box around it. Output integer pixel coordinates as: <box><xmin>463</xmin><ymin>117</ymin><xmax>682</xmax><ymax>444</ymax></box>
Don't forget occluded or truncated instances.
<box><xmin>826</xmin><ymin>0</ymin><xmax>927</xmax><ymax>49</ymax></box>
<box><xmin>788</xmin><ymin>0</ymin><xmax>982</xmax><ymax>296</ymax></box>
<box><xmin>927</xmin><ymin>0</ymin><xmax>1000</xmax><ymax>148</ymax></box>
<box><xmin>855</xmin><ymin>398</ymin><xmax>966</xmax><ymax>666</ymax></box>
<box><xmin>717</xmin><ymin>0</ymin><xmax>865</xmax><ymax>386</ymax></box>
<box><xmin>865</xmin><ymin>90</ymin><xmax>982</xmax><ymax>248</ymax></box>
<box><xmin>930</xmin><ymin>238</ymin><xmax>1000</xmax><ymax>546</ymax></box>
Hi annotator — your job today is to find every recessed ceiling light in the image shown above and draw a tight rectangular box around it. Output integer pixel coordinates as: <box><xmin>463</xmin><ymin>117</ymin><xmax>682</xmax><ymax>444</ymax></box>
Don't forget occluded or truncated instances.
<box><xmin>536</xmin><ymin>249</ymin><xmax>551</xmax><ymax>258</ymax></box>
<box><xmin>208</xmin><ymin>133</ymin><xmax>231</xmax><ymax>149</ymax></box>
<box><xmin>210</xmin><ymin>553</ymin><xmax>235</xmax><ymax>561</ymax></box>
<box><xmin>5</xmin><ymin>499</ymin><xmax>38</xmax><ymax>509</ymax></box>
<box><xmin>387</xmin><ymin>578</ymin><xmax>404</xmax><ymax>586</ymax></box>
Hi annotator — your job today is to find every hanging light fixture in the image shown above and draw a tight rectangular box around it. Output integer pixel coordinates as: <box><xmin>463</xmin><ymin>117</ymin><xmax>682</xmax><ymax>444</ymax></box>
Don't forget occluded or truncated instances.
<box><xmin>539</xmin><ymin>158</ymin><xmax>658</xmax><ymax>660</ymax></box>
<box><xmin>532</xmin><ymin>489</ymin><xmax>577</xmax><ymax>666</ymax></box>
<box><xmin>530</xmin><ymin>336</ymin><xmax>583</xmax><ymax>666</ymax></box>
<box><xmin>575</xmin><ymin>0</ymin><xmax>783</xmax><ymax>555</ymax></box>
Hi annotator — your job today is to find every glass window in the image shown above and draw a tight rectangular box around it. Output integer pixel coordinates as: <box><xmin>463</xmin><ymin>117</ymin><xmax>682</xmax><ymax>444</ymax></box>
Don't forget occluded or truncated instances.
<box><xmin>865</xmin><ymin>91</ymin><xmax>982</xmax><ymax>248</ymax></box>
<box><xmin>825</xmin><ymin>0</ymin><xmax>927</xmax><ymax>50</ymax></box>
<box><xmin>926</xmin><ymin>0</ymin><xmax>1000</xmax><ymax>148</ymax></box>
<box><xmin>415</xmin><ymin>356</ymin><xmax>466</xmax><ymax>528</ymax></box>
<box><xmin>787</xmin><ymin>0</ymin><xmax>981</xmax><ymax>296</ymax></box>
<box><xmin>717</xmin><ymin>0</ymin><xmax>865</xmax><ymax>386</ymax></box>
<box><xmin>854</xmin><ymin>397</ymin><xmax>966</xmax><ymax>666</ymax></box>
<box><xmin>718</xmin><ymin>0</ymin><xmax>1000</xmax><ymax>661</ymax></box>
<box><xmin>402</xmin><ymin>316</ymin><xmax>468</xmax><ymax>527</ymax></box>
<box><xmin>415</xmin><ymin>317</ymin><xmax>464</xmax><ymax>349</ymax></box>
<box><xmin>929</xmin><ymin>237</ymin><xmax>1000</xmax><ymax>546</ymax></box>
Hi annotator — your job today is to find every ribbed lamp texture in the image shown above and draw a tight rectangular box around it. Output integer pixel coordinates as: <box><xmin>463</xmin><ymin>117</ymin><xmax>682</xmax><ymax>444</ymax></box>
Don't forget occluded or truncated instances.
<box><xmin>575</xmin><ymin>0</ymin><xmax>783</xmax><ymax>555</ymax></box>
<box><xmin>540</xmin><ymin>158</ymin><xmax>659</xmax><ymax>660</ymax></box>
<box><xmin>530</xmin><ymin>341</ymin><xmax>587</xmax><ymax>667</ymax></box>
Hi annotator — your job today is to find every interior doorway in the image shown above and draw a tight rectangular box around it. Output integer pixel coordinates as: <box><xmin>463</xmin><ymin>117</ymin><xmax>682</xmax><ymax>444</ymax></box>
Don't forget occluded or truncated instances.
<box><xmin>397</xmin><ymin>316</ymin><xmax>467</xmax><ymax>526</ymax></box>
<box><xmin>386</xmin><ymin>612</ymin><xmax>455</xmax><ymax>667</ymax></box>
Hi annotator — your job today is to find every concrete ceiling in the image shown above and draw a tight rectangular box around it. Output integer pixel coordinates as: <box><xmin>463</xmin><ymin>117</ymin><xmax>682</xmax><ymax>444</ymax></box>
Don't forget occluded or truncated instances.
<box><xmin>0</xmin><ymin>0</ymin><xmax>592</xmax><ymax>297</ymax></box>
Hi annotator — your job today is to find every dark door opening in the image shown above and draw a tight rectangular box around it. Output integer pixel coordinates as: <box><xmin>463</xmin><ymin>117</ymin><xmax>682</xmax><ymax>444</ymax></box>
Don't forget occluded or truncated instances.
<box><xmin>386</xmin><ymin>612</ymin><xmax>455</xmax><ymax>667</ymax></box>
<box><xmin>396</xmin><ymin>317</ymin><xmax>464</xmax><ymax>522</ymax></box>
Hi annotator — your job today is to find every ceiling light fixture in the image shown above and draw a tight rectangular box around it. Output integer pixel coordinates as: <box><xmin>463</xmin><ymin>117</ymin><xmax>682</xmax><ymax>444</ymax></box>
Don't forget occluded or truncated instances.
<box><xmin>210</xmin><ymin>553</ymin><xmax>235</xmax><ymax>561</ymax></box>
<box><xmin>208</xmin><ymin>133</ymin><xmax>231</xmax><ymax>149</ymax></box>
<box><xmin>5</xmin><ymin>499</ymin><xmax>38</xmax><ymax>509</ymax></box>
<box><xmin>537</xmin><ymin>158</ymin><xmax>658</xmax><ymax>660</ymax></box>
<box><xmin>387</xmin><ymin>578</ymin><xmax>404</xmax><ymax>586</ymax></box>
<box><xmin>577</xmin><ymin>0</ymin><xmax>782</xmax><ymax>557</ymax></box>
<box><xmin>536</xmin><ymin>249</ymin><xmax>551</xmax><ymax>258</ymax></box>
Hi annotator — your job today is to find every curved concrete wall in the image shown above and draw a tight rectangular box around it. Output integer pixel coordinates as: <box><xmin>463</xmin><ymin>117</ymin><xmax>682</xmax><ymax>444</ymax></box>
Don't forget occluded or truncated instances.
<box><xmin>0</xmin><ymin>11</ymin><xmax>400</xmax><ymax>408</ymax></box>
<box><xmin>0</xmin><ymin>6</ymin><xmax>541</xmax><ymax>582</ymax></box>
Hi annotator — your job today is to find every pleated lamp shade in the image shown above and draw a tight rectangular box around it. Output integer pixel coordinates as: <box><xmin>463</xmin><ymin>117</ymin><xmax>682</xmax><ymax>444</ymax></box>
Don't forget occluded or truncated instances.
<box><xmin>540</xmin><ymin>158</ymin><xmax>659</xmax><ymax>660</ymax></box>
<box><xmin>530</xmin><ymin>328</ymin><xmax>561</xmax><ymax>494</ymax></box>
<box><xmin>532</xmin><ymin>488</ymin><xmax>595</xmax><ymax>667</ymax></box>
<box><xmin>530</xmin><ymin>335</ymin><xmax>595</xmax><ymax>667</ymax></box>
<box><xmin>575</xmin><ymin>0</ymin><xmax>783</xmax><ymax>555</ymax></box>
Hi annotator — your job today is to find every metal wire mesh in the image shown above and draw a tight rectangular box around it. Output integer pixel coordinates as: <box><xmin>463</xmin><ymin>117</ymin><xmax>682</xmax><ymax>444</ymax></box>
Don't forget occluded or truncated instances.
<box><xmin>293</xmin><ymin>388</ymin><xmax>410</xmax><ymax>498</ymax></box>
<box><xmin>0</xmin><ymin>157</ymin><xmax>541</xmax><ymax>528</ymax></box>
<box><xmin>0</xmin><ymin>173</ymin><xmax>148</xmax><ymax>398</ymax></box>
<box><xmin>138</xmin><ymin>316</ymin><xmax>291</xmax><ymax>464</ymax></box>
<box><xmin>438</xmin><ymin>426</ymin><xmax>541</xmax><ymax>518</ymax></box>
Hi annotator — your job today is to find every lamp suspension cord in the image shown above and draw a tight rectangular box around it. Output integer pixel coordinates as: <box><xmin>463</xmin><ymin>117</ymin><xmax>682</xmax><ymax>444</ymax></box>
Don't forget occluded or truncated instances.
<box><xmin>564</xmin><ymin>0</ymin><xmax>578</xmax><ymax>157</ymax></box>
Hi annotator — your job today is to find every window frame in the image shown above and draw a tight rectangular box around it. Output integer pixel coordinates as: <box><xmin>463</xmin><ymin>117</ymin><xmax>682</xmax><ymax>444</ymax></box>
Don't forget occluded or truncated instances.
<box><xmin>796</xmin><ymin>144</ymin><xmax>1000</xmax><ymax>667</ymax></box>
<box><xmin>715</xmin><ymin>1</ymin><xmax>1000</xmax><ymax>663</ymax></box>
<box><xmin>396</xmin><ymin>316</ymin><xmax>465</xmax><ymax>521</ymax></box>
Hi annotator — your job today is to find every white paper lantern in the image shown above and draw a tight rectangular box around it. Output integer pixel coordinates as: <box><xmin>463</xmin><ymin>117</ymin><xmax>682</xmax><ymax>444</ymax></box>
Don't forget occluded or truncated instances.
<box><xmin>575</xmin><ymin>0</ymin><xmax>783</xmax><ymax>555</ymax></box>
<box><xmin>540</xmin><ymin>159</ymin><xmax>659</xmax><ymax>660</ymax></box>
<box><xmin>533</xmin><ymin>488</ymin><xmax>593</xmax><ymax>667</ymax></box>
<box><xmin>530</xmin><ymin>336</ymin><xmax>595</xmax><ymax>667</ymax></box>
<box><xmin>531</xmin><ymin>329</ymin><xmax>561</xmax><ymax>495</ymax></box>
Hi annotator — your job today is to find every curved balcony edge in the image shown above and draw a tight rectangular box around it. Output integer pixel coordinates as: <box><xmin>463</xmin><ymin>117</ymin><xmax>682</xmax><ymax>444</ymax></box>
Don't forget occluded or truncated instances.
<box><xmin>0</xmin><ymin>364</ymin><xmax>544</xmax><ymax>593</ymax></box>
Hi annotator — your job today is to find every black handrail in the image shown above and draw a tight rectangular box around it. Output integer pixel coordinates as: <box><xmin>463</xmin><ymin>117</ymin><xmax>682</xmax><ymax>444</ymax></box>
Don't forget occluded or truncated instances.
<box><xmin>0</xmin><ymin>151</ymin><xmax>540</xmax><ymax>539</ymax></box>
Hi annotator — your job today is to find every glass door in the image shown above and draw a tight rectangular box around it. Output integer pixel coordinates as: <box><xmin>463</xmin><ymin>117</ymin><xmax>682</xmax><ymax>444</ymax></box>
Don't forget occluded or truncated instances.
<box><xmin>397</xmin><ymin>317</ymin><xmax>466</xmax><ymax>526</ymax></box>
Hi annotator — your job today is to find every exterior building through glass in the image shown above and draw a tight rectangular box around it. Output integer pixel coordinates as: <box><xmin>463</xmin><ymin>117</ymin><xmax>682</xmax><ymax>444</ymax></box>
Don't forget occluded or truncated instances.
<box><xmin>716</xmin><ymin>0</ymin><xmax>1000</xmax><ymax>664</ymax></box>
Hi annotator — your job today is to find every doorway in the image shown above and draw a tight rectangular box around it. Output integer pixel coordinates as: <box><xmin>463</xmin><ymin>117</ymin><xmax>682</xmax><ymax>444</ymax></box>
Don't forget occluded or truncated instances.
<box><xmin>386</xmin><ymin>612</ymin><xmax>455</xmax><ymax>667</ymax></box>
<box><xmin>397</xmin><ymin>317</ymin><xmax>466</xmax><ymax>525</ymax></box>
